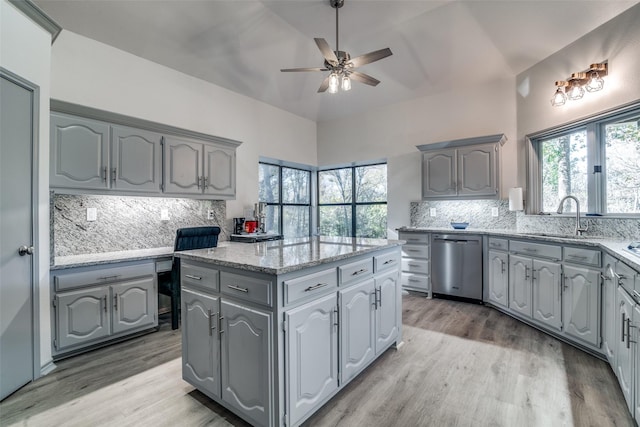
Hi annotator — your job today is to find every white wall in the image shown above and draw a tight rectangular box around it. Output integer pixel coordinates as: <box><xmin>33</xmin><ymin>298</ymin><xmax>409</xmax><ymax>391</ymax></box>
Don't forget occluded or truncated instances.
<box><xmin>49</xmin><ymin>30</ymin><xmax>318</xmax><ymax>222</ymax></box>
<box><xmin>317</xmin><ymin>79</ymin><xmax>517</xmax><ymax>237</ymax></box>
<box><xmin>1</xmin><ymin>0</ymin><xmax>53</xmax><ymax>370</ymax></box>
<box><xmin>516</xmin><ymin>3</ymin><xmax>640</xmax><ymax>186</ymax></box>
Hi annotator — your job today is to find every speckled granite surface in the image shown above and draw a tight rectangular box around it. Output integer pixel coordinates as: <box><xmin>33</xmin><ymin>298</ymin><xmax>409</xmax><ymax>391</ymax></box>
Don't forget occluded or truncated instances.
<box><xmin>52</xmin><ymin>247</ymin><xmax>174</xmax><ymax>270</ymax></box>
<box><xmin>176</xmin><ymin>236</ymin><xmax>402</xmax><ymax>275</ymax></box>
<box><xmin>52</xmin><ymin>194</ymin><xmax>227</xmax><ymax>261</ymax></box>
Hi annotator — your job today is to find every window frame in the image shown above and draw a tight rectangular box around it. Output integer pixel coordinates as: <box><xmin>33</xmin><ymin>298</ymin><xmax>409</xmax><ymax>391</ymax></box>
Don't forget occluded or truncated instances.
<box><xmin>317</xmin><ymin>161</ymin><xmax>388</xmax><ymax>238</ymax></box>
<box><xmin>259</xmin><ymin>160</ymin><xmax>314</xmax><ymax>238</ymax></box>
<box><xmin>527</xmin><ymin>101</ymin><xmax>640</xmax><ymax>216</ymax></box>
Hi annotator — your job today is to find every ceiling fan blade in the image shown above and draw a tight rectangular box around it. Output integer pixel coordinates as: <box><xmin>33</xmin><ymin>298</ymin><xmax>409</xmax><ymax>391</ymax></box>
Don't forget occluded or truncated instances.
<box><xmin>318</xmin><ymin>76</ymin><xmax>330</xmax><ymax>93</ymax></box>
<box><xmin>281</xmin><ymin>67</ymin><xmax>329</xmax><ymax>72</ymax></box>
<box><xmin>314</xmin><ymin>38</ymin><xmax>339</xmax><ymax>66</ymax></box>
<box><xmin>347</xmin><ymin>48</ymin><xmax>392</xmax><ymax>68</ymax></box>
<box><xmin>350</xmin><ymin>71</ymin><xmax>381</xmax><ymax>87</ymax></box>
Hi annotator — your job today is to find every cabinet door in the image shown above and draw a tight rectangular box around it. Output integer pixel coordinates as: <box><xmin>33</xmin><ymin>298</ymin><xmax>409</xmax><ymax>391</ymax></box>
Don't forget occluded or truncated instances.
<box><xmin>111</xmin><ymin>125</ymin><xmax>162</xmax><ymax>193</ymax></box>
<box><xmin>220</xmin><ymin>299</ymin><xmax>272</xmax><ymax>427</ymax></box>
<box><xmin>203</xmin><ymin>144</ymin><xmax>235</xmax><ymax>198</ymax></box>
<box><xmin>633</xmin><ymin>303</ymin><xmax>639</xmax><ymax>422</ymax></box>
<box><xmin>457</xmin><ymin>144</ymin><xmax>497</xmax><ymax>197</ymax></box>
<box><xmin>532</xmin><ymin>259</ymin><xmax>562</xmax><ymax>330</ymax></box>
<box><xmin>602</xmin><ymin>256</ymin><xmax>617</xmax><ymax>366</ymax></box>
<box><xmin>55</xmin><ymin>286</ymin><xmax>110</xmax><ymax>350</ymax></box>
<box><xmin>616</xmin><ymin>286</ymin><xmax>635</xmax><ymax>412</ymax></box>
<box><xmin>111</xmin><ymin>276</ymin><xmax>156</xmax><ymax>335</ymax></box>
<box><xmin>509</xmin><ymin>254</ymin><xmax>532</xmax><ymax>317</ymax></box>
<box><xmin>422</xmin><ymin>149</ymin><xmax>456</xmax><ymax>198</ymax></box>
<box><xmin>50</xmin><ymin>113</ymin><xmax>110</xmax><ymax>190</ymax></box>
<box><xmin>182</xmin><ymin>288</ymin><xmax>220</xmax><ymax>399</ymax></box>
<box><xmin>163</xmin><ymin>137</ymin><xmax>202</xmax><ymax>194</ymax></box>
<box><xmin>563</xmin><ymin>265</ymin><xmax>600</xmax><ymax>347</ymax></box>
<box><xmin>286</xmin><ymin>293</ymin><xmax>338</xmax><ymax>426</ymax></box>
<box><xmin>375</xmin><ymin>269</ymin><xmax>399</xmax><ymax>354</ymax></box>
<box><xmin>339</xmin><ymin>279</ymin><xmax>375</xmax><ymax>384</ymax></box>
<box><xmin>488</xmin><ymin>250</ymin><xmax>508</xmax><ymax>308</ymax></box>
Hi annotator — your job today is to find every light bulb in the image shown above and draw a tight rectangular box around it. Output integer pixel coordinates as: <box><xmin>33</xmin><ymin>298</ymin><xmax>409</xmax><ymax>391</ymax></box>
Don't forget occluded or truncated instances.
<box><xmin>585</xmin><ymin>72</ymin><xmax>604</xmax><ymax>92</ymax></box>
<box><xmin>567</xmin><ymin>82</ymin><xmax>584</xmax><ymax>101</ymax></box>
<box><xmin>341</xmin><ymin>75</ymin><xmax>351</xmax><ymax>91</ymax></box>
<box><xmin>550</xmin><ymin>88</ymin><xmax>566</xmax><ymax>107</ymax></box>
<box><xmin>328</xmin><ymin>73</ymin><xmax>339</xmax><ymax>94</ymax></box>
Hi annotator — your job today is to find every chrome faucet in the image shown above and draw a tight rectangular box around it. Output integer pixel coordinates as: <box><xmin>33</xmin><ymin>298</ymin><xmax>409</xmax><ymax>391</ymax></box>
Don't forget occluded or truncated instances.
<box><xmin>556</xmin><ymin>195</ymin><xmax>588</xmax><ymax>235</ymax></box>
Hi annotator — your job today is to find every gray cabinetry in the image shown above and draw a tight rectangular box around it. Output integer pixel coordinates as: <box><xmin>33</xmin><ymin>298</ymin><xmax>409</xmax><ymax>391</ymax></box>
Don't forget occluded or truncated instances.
<box><xmin>286</xmin><ymin>293</ymin><xmax>338</xmax><ymax>426</ymax></box>
<box><xmin>51</xmin><ymin>261</ymin><xmax>158</xmax><ymax>357</ymax></box>
<box><xmin>634</xmin><ymin>303</ymin><xmax>640</xmax><ymax>423</ymax></box>
<box><xmin>110</xmin><ymin>125</ymin><xmax>163</xmax><ymax>193</ymax></box>
<box><xmin>50</xmin><ymin>113</ymin><xmax>110</xmax><ymax>190</ymax></box>
<box><xmin>487</xmin><ymin>241</ymin><xmax>508</xmax><ymax>308</ymax></box>
<box><xmin>532</xmin><ymin>259</ymin><xmax>562</xmax><ymax>331</ymax></box>
<box><xmin>616</xmin><ymin>285</ymin><xmax>635</xmax><ymax>413</ymax></box>
<box><xmin>562</xmin><ymin>265</ymin><xmax>600</xmax><ymax>346</ymax></box>
<box><xmin>509</xmin><ymin>254</ymin><xmax>532</xmax><ymax>317</ymax></box>
<box><xmin>398</xmin><ymin>231</ymin><xmax>430</xmax><ymax>295</ymax></box>
<box><xmin>375</xmin><ymin>269</ymin><xmax>399</xmax><ymax>353</ymax></box>
<box><xmin>164</xmin><ymin>136</ymin><xmax>236</xmax><ymax>199</ymax></box>
<box><xmin>602</xmin><ymin>254</ymin><xmax>618</xmax><ymax>365</ymax></box>
<box><xmin>417</xmin><ymin>134</ymin><xmax>505</xmax><ymax>200</ymax></box>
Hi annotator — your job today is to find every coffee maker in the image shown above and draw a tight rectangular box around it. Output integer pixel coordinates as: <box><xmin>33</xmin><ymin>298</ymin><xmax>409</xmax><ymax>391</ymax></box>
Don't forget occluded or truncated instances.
<box><xmin>233</xmin><ymin>217</ymin><xmax>245</xmax><ymax>235</ymax></box>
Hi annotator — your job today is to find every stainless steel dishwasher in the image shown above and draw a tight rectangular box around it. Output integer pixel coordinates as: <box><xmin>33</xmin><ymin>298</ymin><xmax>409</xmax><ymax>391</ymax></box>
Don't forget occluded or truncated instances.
<box><xmin>431</xmin><ymin>234</ymin><xmax>483</xmax><ymax>300</ymax></box>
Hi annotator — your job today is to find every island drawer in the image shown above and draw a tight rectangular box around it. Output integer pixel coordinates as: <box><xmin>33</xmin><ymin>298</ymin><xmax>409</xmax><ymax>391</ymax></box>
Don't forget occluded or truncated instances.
<box><xmin>54</xmin><ymin>262</ymin><xmax>154</xmax><ymax>292</ymax></box>
<box><xmin>563</xmin><ymin>247</ymin><xmax>601</xmax><ymax>267</ymax></box>
<box><xmin>488</xmin><ymin>238</ymin><xmax>508</xmax><ymax>251</ymax></box>
<box><xmin>401</xmin><ymin>273</ymin><xmax>430</xmax><ymax>291</ymax></box>
<box><xmin>509</xmin><ymin>240</ymin><xmax>561</xmax><ymax>260</ymax></box>
<box><xmin>284</xmin><ymin>268</ymin><xmax>338</xmax><ymax>306</ymax></box>
<box><xmin>181</xmin><ymin>262</ymin><xmax>219</xmax><ymax>292</ymax></box>
<box><xmin>398</xmin><ymin>232</ymin><xmax>429</xmax><ymax>244</ymax></box>
<box><xmin>221</xmin><ymin>272</ymin><xmax>272</xmax><ymax>307</ymax></box>
<box><xmin>339</xmin><ymin>257</ymin><xmax>373</xmax><ymax>286</ymax></box>
<box><xmin>374</xmin><ymin>251</ymin><xmax>400</xmax><ymax>273</ymax></box>
<box><xmin>402</xmin><ymin>244</ymin><xmax>429</xmax><ymax>259</ymax></box>
<box><xmin>155</xmin><ymin>259</ymin><xmax>173</xmax><ymax>273</ymax></box>
<box><xmin>401</xmin><ymin>259</ymin><xmax>429</xmax><ymax>275</ymax></box>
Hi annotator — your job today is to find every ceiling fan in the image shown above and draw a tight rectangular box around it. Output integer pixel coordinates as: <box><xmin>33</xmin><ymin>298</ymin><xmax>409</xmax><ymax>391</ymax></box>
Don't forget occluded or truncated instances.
<box><xmin>281</xmin><ymin>0</ymin><xmax>393</xmax><ymax>94</ymax></box>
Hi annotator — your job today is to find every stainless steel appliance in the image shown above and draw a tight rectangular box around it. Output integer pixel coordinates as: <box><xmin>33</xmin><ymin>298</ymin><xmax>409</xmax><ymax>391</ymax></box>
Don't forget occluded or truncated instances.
<box><xmin>431</xmin><ymin>234</ymin><xmax>483</xmax><ymax>300</ymax></box>
<box><xmin>233</xmin><ymin>218</ymin><xmax>245</xmax><ymax>235</ymax></box>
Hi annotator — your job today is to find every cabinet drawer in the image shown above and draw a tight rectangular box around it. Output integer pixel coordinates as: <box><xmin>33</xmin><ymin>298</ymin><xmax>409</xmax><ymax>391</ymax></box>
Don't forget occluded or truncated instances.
<box><xmin>181</xmin><ymin>262</ymin><xmax>219</xmax><ymax>292</ymax></box>
<box><xmin>616</xmin><ymin>261</ymin><xmax>638</xmax><ymax>296</ymax></box>
<box><xmin>401</xmin><ymin>259</ymin><xmax>429</xmax><ymax>275</ymax></box>
<box><xmin>398</xmin><ymin>232</ymin><xmax>429</xmax><ymax>244</ymax></box>
<box><xmin>374</xmin><ymin>252</ymin><xmax>400</xmax><ymax>273</ymax></box>
<box><xmin>155</xmin><ymin>259</ymin><xmax>173</xmax><ymax>273</ymax></box>
<box><xmin>401</xmin><ymin>273</ymin><xmax>430</xmax><ymax>291</ymax></box>
<box><xmin>284</xmin><ymin>268</ymin><xmax>337</xmax><ymax>306</ymax></box>
<box><xmin>563</xmin><ymin>247</ymin><xmax>601</xmax><ymax>267</ymax></box>
<box><xmin>488</xmin><ymin>238</ymin><xmax>508</xmax><ymax>252</ymax></box>
<box><xmin>402</xmin><ymin>244</ymin><xmax>429</xmax><ymax>259</ymax></box>
<box><xmin>339</xmin><ymin>258</ymin><xmax>373</xmax><ymax>286</ymax></box>
<box><xmin>510</xmin><ymin>240</ymin><xmax>561</xmax><ymax>260</ymax></box>
<box><xmin>54</xmin><ymin>262</ymin><xmax>154</xmax><ymax>292</ymax></box>
<box><xmin>221</xmin><ymin>272</ymin><xmax>272</xmax><ymax>307</ymax></box>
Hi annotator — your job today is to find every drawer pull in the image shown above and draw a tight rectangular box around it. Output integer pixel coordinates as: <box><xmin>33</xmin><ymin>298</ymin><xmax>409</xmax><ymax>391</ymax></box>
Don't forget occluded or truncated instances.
<box><xmin>408</xmin><ymin>264</ymin><xmax>419</xmax><ymax>268</ymax></box>
<box><xmin>633</xmin><ymin>290</ymin><xmax>640</xmax><ymax>300</ymax></box>
<box><xmin>185</xmin><ymin>274</ymin><xmax>202</xmax><ymax>280</ymax></box>
<box><xmin>227</xmin><ymin>284</ymin><xmax>249</xmax><ymax>293</ymax></box>
<box><xmin>523</xmin><ymin>248</ymin><xmax>538</xmax><ymax>253</ymax></box>
<box><xmin>351</xmin><ymin>268</ymin><xmax>368</xmax><ymax>276</ymax></box>
<box><xmin>408</xmin><ymin>278</ymin><xmax>421</xmax><ymax>283</ymax></box>
<box><xmin>305</xmin><ymin>283</ymin><xmax>329</xmax><ymax>292</ymax></box>
<box><xmin>567</xmin><ymin>254</ymin><xmax>588</xmax><ymax>260</ymax></box>
<box><xmin>98</xmin><ymin>275</ymin><xmax>120</xmax><ymax>281</ymax></box>
<box><xmin>383</xmin><ymin>259</ymin><xmax>396</xmax><ymax>265</ymax></box>
<box><xmin>406</xmin><ymin>249</ymin><xmax>420</xmax><ymax>252</ymax></box>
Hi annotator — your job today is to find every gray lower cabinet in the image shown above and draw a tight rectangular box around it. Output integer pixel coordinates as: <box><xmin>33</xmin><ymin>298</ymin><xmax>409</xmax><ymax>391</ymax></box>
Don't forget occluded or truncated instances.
<box><xmin>602</xmin><ymin>254</ymin><xmax>618</xmax><ymax>365</ymax></box>
<box><xmin>52</xmin><ymin>261</ymin><xmax>157</xmax><ymax>357</ymax></box>
<box><xmin>562</xmin><ymin>265</ymin><xmax>600</xmax><ymax>346</ymax></box>
<box><xmin>286</xmin><ymin>293</ymin><xmax>339</xmax><ymax>426</ymax></box>
<box><xmin>634</xmin><ymin>303</ymin><xmax>640</xmax><ymax>422</ymax></box>
<box><xmin>488</xmin><ymin>249</ymin><xmax>508</xmax><ymax>308</ymax></box>
<box><xmin>375</xmin><ymin>269</ymin><xmax>399</xmax><ymax>353</ymax></box>
<box><xmin>399</xmin><ymin>231</ymin><xmax>430</xmax><ymax>294</ymax></box>
<box><xmin>532</xmin><ymin>259</ymin><xmax>562</xmax><ymax>331</ymax></box>
<box><xmin>616</xmin><ymin>285</ymin><xmax>635</xmax><ymax>413</ymax></box>
<box><xmin>508</xmin><ymin>254</ymin><xmax>532</xmax><ymax>317</ymax></box>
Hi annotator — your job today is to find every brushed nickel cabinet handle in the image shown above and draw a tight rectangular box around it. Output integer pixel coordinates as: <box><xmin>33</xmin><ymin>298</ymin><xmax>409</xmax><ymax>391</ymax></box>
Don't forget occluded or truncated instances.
<box><xmin>102</xmin><ymin>167</ymin><xmax>107</xmax><ymax>182</ymax></box>
<box><xmin>114</xmin><ymin>294</ymin><xmax>118</xmax><ymax>311</ymax></box>
<box><xmin>185</xmin><ymin>274</ymin><xmax>202</xmax><ymax>280</ymax></box>
<box><xmin>383</xmin><ymin>259</ymin><xmax>396</xmax><ymax>265</ymax></box>
<box><xmin>304</xmin><ymin>283</ymin><xmax>328</xmax><ymax>292</ymax></box>
<box><xmin>219</xmin><ymin>314</ymin><xmax>225</xmax><ymax>335</ymax></box>
<box><xmin>227</xmin><ymin>284</ymin><xmax>248</xmax><ymax>293</ymax></box>
<box><xmin>622</xmin><ymin>312</ymin><xmax>626</xmax><ymax>343</ymax></box>
<box><xmin>351</xmin><ymin>268</ymin><xmax>368</xmax><ymax>276</ymax></box>
<box><xmin>111</xmin><ymin>167</ymin><xmax>117</xmax><ymax>183</ymax></box>
<box><xmin>103</xmin><ymin>295</ymin><xmax>107</xmax><ymax>313</ymax></box>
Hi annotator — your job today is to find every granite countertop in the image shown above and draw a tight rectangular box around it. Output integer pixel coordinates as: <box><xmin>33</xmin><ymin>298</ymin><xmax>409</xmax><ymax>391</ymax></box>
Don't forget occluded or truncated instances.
<box><xmin>175</xmin><ymin>236</ymin><xmax>403</xmax><ymax>275</ymax></box>
<box><xmin>52</xmin><ymin>247</ymin><xmax>175</xmax><ymax>270</ymax></box>
<box><xmin>397</xmin><ymin>226</ymin><xmax>640</xmax><ymax>271</ymax></box>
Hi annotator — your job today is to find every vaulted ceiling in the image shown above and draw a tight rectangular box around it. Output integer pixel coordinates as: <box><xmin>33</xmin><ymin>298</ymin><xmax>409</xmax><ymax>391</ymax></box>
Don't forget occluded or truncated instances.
<box><xmin>35</xmin><ymin>0</ymin><xmax>639</xmax><ymax>122</ymax></box>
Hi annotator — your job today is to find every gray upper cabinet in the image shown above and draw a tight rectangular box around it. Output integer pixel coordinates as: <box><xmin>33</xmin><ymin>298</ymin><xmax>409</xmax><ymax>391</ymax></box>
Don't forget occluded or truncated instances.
<box><xmin>418</xmin><ymin>134</ymin><xmax>506</xmax><ymax>200</ymax></box>
<box><xmin>50</xmin><ymin>113</ymin><xmax>110</xmax><ymax>190</ymax></box>
<box><xmin>111</xmin><ymin>125</ymin><xmax>162</xmax><ymax>193</ymax></box>
<box><xmin>204</xmin><ymin>144</ymin><xmax>236</xmax><ymax>198</ymax></box>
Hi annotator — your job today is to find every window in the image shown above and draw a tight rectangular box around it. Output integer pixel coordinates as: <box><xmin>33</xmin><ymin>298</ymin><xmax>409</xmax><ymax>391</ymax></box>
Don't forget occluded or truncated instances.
<box><xmin>259</xmin><ymin>162</ymin><xmax>311</xmax><ymax>238</ymax></box>
<box><xmin>530</xmin><ymin>103</ymin><xmax>640</xmax><ymax>215</ymax></box>
<box><xmin>318</xmin><ymin>163</ymin><xmax>387</xmax><ymax>238</ymax></box>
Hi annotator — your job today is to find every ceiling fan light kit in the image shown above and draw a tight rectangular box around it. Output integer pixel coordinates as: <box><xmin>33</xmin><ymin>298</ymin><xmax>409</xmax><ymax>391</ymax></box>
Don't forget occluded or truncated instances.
<box><xmin>281</xmin><ymin>0</ymin><xmax>392</xmax><ymax>94</ymax></box>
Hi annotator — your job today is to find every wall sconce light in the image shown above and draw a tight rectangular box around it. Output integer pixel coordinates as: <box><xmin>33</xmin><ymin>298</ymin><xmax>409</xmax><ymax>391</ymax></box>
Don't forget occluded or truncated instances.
<box><xmin>551</xmin><ymin>62</ymin><xmax>608</xmax><ymax>107</ymax></box>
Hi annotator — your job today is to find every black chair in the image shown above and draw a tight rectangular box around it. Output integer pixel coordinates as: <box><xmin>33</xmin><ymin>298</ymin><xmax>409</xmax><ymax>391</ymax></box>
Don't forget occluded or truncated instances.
<box><xmin>158</xmin><ymin>226</ymin><xmax>221</xmax><ymax>330</ymax></box>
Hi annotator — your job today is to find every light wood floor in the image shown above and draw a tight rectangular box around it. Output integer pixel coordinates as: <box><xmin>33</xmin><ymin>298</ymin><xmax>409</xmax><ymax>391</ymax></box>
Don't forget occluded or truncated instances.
<box><xmin>0</xmin><ymin>295</ymin><xmax>634</xmax><ymax>427</ymax></box>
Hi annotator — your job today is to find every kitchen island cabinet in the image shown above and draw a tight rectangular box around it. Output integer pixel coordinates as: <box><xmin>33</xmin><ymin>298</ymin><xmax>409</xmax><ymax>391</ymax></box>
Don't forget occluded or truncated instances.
<box><xmin>176</xmin><ymin>236</ymin><xmax>403</xmax><ymax>427</ymax></box>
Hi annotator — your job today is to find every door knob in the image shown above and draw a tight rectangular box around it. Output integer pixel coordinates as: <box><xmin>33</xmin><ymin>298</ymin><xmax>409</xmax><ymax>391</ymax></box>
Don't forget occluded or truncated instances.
<box><xmin>18</xmin><ymin>245</ymin><xmax>34</xmax><ymax>256</ymax></box>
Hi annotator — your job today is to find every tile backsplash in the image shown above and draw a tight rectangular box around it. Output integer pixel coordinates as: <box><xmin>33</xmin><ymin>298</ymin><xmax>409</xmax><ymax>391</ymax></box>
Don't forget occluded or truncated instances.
<box><xmin>410</xmin><ymin>200</ymin><xmax>639</xmax><ymax>239</ymax></box>
<box><xmin>52</xmin><ymin>194</ymin><xmax>227</xmax><ymax>258</ymax></box>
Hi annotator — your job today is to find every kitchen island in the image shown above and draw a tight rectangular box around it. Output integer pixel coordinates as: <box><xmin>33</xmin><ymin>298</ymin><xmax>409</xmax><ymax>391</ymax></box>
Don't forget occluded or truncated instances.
<box><xmin>175</xmin><ymin>236</ymin><xmax>403</xmax><ymax>427</ymax></box>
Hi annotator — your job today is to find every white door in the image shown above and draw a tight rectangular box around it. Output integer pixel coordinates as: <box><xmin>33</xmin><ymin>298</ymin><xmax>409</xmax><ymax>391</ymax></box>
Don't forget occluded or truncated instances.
<box><xmin>0</xmin><ymin>73</ymin><xmax>36</xmax><ymax>400</ymax></box>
